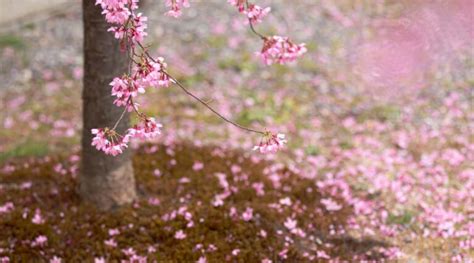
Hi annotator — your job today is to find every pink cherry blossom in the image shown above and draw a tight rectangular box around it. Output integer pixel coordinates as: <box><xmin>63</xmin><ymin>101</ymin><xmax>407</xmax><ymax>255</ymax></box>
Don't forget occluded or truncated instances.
<box><xmin>110</xmin><ymin>76</ymin><xmax>141</xmax><ymax>110</ymax></box>
<box><xmin>31</xmin><ymin>235</ymin><xmax>48</xmax><ymax>247</ymax></box>
<box><xmin>192</xmin><ymin>161</ymin><xmax>204</xmax><ymax>171</ymax></box>
<box><xmin>242</xmin><ymin>207</ymin><xmax>253</xmax><ymax>221</ymax></box>
<box><xmin>127</xmin><ymin>117</ymin><xmax>162</xmax><ymax>140</ymax></box>
<box><xmin>316</xmin><ymin>250</ymin><xmax>330</xmax><ymax>259</ymax></box>
<box><xmin>148</xmin><ymin>246</ymin><xmax>157</xmax><ymax>253</ymax></box>
<box><xmin>165</xmin><ymin>0</ymin><xmax>190</xmax><ymax>18</ymax></box>
<box><xmin>122</xmin><ymin>247</ymin><xmax>136</xmax><ymax>257</ymax></box>
<box><xmin>0</xmin><ymin>202</ymin><xmax>14</xmax><ymax>214</ymax></box>
<box><xmin>284</xmin><ymin>217</ymin><xmax>297</xmax><ymax>231</ymax></box>
<box><xmin>153</xmin><ymin>169</ymin><xmax>161</xmax><ymax>177</ymax></box>
<box><xmin>98</xmin><ymin>0</ymin><xmax>131</xmax><ymax>25</ymax></box>
<box><xmin>108</xmin><ymin>26</ymin><xmax>127</xmax><ymax>40</ymax></box>
<box><xmin>147</xmin><ymin>196</ymin><xmax>160</xmax><ymax>206</ymax></box>
<box><xmin>174</xmin><ymin>230</ymin><xmax>187</xmax><ymax>239</ymax></box>
<box><xmin>321</xmin><ymin>198</ymin><xmax>343</xmax><ymax>211</ymax></box>
<box><xmin>104</xmin><ymin>238</ymin><xmax>117</xmax><ymax>247</ymax></box>
<box><xmin>108</xmin><ymin>228</ymin><xmax>120</xmax><ymax>236</ymax></box>
<box><xmin>253</xmin><ymin>132</ymin><xmax>287</xmax><ymax>153</ymax></box>
<box><xmin>228</xmin><ymin>0</ymin><xmax>246</xmax><ymax>13</ymax></box>
<box><xmin>279</xmin><ymin>197</ymin><xmax>292</xmax><ymax>206</ymax></box>
<box><xmin>95</xmin><ymin>0</ymin><xmax>128</xmax><ymax>10</ymax></box>
<box><xmin>258</xmin><ymin>36</ymin><xmax>307</xmax><ymax>65</ymax></box>
<box><xmin>32</xmin><ymin>209</ymin><xmax>45</xmax><ymax>224</ymax></box>
<box><xmin>49</xmin><ymin>256</ymin><xmax>62</xmax><ymax>263</ymax></box>
<box><xmin>252</xmin><ymin>182</ymin><xmax>265</xmax><ymax>196</ymax></box>
<box><xmin>110</xmin><ymin>76</ymin><xmax>129</xmax><ymax>98</ymax></box>
<box><xmin>134</xmin><ymin>57</ymin><xmax>170</xmax><ymax>88</ymax></box>
<box><xmin>91</xmin><ymin>128</ymin><xmax>129</xmax><ymax>156</ymax></box>
<box><xmin>129</xmin><ymin>13</ymin><xmax>148</xmax><ymax>42</ymax></box>
<box><xmin>108</xmin><ymin>13</ymin><xmax>147</xmax><ymax>42</ymax></box>
<box><xmin>207</xmin><ymin>244</ymin><xmax>217</xmax><ymax>252</ymax></box>
<box><xmin>212</xmin><ymin>197</ymin><xmax>224</xmax><ymax>207</ymax></box>
<box><xmin>245</xmin><ymin>4</ymin><xmax>271</xmax><ymax>24</ymax></box>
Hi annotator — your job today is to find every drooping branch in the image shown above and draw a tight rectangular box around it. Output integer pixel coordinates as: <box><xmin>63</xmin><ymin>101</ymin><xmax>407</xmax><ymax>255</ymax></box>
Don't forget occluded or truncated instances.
<box><xmin>91</xmin><ymin>0</ymin><xmax>303</xmax><ymax>155</ymax></box>
<box><xmin>165</xmin><ymin>72</ymin><xmax>265</xmax><ymax>135</ymax></box>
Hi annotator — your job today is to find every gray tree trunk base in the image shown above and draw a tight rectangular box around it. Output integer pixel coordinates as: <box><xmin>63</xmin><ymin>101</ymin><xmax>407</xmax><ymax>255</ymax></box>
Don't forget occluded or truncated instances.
<box><xmin>79</xmin><ymin>161</ymin><xmax>136</xmax><ymax>210</ymax></box>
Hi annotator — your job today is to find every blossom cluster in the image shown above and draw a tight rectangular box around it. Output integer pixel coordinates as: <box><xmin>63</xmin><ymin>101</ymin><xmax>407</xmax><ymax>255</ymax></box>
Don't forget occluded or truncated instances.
<box><xmin>110</xmin><ymin>57</ymin><xmax>170</xmax><ymax>110</ymax></box>
<box><xmin>258</xmin><ymin>36</ymin><xmax>307</xmax><ymax>65</ymax></box>
<box><xmin>165</xmin><ymin>0</ymin><xmax>190</xmax><ymax>18</ymax></box>
<box><xmin>128</xmin><ymin>117</ymin><xmax>163</xmax><ymax>140</ymax></box>
<box><xmin>228</xmin><ymin>0</ymin><xmax>306</xmax><ymax>65</ymax></box>
<box><xmin>91</xmin><ymin>0</ymin><xmax>171</xmax><ymax>155</ymax></box>
<box><xmin>245</xmin><ymin>4</ymin><xmax>271</xmax><ymax>24</ymax></box>
<box><xmin>91</xmin><ymin>116</ymin><xmax>162</xmax><ymax>156</ymax></box>
<box><xmin>109</xmin><ymin>13</ymin><xmax>148</xmax><ymax>43</ymax></box>
<box><xmin>228</xmin><ymin>0</ymin><xmax>271</xmax><ymax>24</ymax></box>
<box><xmin>91</xmin><ymin>128</ymin><xmax>129</xmax><ymax>156</ymax></box>
<box><xmin>228</xmin><ymin>0</ymin><xmax>246</xmax><ymax>13</ymax></box>
<box><xmin>253</xmin><ymin>132</ymin><xmax>287</xmax><ymax>153</ymax></box>
<box><xmin>97</xmin><ymin>0</ymin><xmax>147</xmax><ymax>43</ymax></box>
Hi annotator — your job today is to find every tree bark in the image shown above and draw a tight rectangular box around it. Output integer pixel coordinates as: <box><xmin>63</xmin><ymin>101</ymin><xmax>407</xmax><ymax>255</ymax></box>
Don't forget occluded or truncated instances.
<box><xmin>80</xmin><ymin>0</ymin><xmax>137</xmax><ymax>210</ymax></box>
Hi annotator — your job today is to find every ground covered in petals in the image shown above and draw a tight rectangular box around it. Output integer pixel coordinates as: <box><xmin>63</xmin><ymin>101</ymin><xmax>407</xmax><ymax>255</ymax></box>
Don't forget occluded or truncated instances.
<box><xmin>0</xmin><ymin>144</ymin><xmax>393</xmax><ymax>262</ymax></box>
<box><xmin>0</xmin><ymin>0</ymin><xmax>473</xmax><ymax>262</ymax></box>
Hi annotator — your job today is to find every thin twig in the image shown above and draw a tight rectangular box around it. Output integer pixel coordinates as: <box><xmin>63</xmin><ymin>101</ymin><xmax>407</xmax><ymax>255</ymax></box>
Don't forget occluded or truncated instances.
<box><xmin>165</xmin><ymin>72</ymin><xmax>265</xmax><ymax>135</ymax></box>
<box><xmin>135</xmin><ymin>42</ymin><xmax>264</xmax><ymax>135</ymax></box>
<box><xmin>111</xmin><ymin>98</ymin><xmax>130</xmax><ymax>130</ymax></box>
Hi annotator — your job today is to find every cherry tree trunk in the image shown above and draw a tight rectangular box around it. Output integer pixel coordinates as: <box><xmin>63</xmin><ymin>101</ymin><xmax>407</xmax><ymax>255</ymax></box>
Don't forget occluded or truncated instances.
<box><xmin>80</xmin><ymin>0</ymin><xmax>137</xmax><ymax>210</ymax></box>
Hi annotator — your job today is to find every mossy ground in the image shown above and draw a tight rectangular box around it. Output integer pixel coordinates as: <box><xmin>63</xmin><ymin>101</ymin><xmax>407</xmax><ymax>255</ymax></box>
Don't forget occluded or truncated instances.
<box><xmin>0</xmin><ymin>144</ymin><xmax>389</xmax><ymax>262</ymax></box>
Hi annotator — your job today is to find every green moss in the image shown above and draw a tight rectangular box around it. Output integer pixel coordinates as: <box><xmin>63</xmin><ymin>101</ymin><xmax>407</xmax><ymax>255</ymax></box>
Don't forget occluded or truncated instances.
<box><xmin>22</xmin><ymin>23</ymin><xmax>36</xmax><ymax>30</ymax></box>
<box><xmin>0</xmin><ymin>140</ymin><xmax>49</xmax><ymax>163</ymax></box>
<box><xmin>218</xmin><ymin>55</ymin><xmax>255</xmax><ymax>72</ymax></box>
<box><xmin>358</xmin><ymin>104</ymin><xmax>401</xmax><ymax>122</ymax></box>
<box><xmin>304</xmin><ymin>145</ymin><xmax>320</xmax><ymax>156</ymax></box>
<box><xmin>236</xmin><ymin>108</ymin><xmax>267</xmax><ymax>126</ymax></box>
<box><xmin>339</xmin><ymin>139</ymin><xmax>354</xmax><ymax>150</ymax></box>
<box><xmin>0</xmin><ymin>35</ymin><xmax>26</xmax><ymax>50</ymax></box>
<box><xmin>387</xmin><ymin>210</ymin><xmax>415</xmax><ymax>226</ymax></box>
<box><xmin>206</xmin><ymin>36</ymin><xmax>227</xmax><ymax>49</ymax></box>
